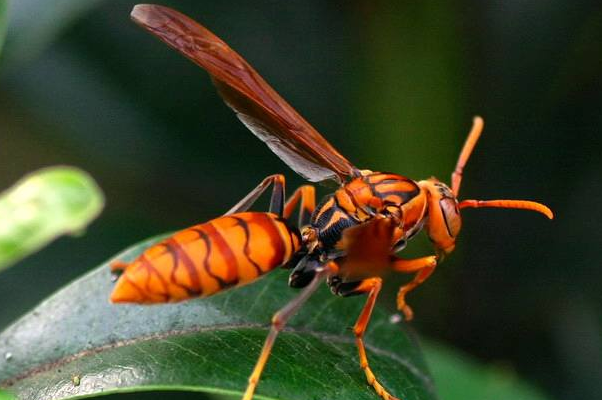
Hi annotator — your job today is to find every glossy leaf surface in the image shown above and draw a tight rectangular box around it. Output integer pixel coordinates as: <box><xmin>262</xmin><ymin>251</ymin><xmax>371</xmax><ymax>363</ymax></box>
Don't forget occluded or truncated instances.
<box><xmin>0</xmin><ymin>235</ymin><xmax>435</xmax><ymax>400</ymax></box>
<box><xmin>0</xmin><ymin>166</ymin><xmax>104</xmax><ymax>272</ymax></box>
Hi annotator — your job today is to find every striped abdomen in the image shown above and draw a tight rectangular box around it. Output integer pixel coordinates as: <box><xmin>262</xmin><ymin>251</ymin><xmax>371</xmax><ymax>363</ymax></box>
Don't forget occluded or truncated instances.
<box><xmin>110</xmin><ymin>212</ymin><xmax>301</xmax><ymax>303</ymax></box>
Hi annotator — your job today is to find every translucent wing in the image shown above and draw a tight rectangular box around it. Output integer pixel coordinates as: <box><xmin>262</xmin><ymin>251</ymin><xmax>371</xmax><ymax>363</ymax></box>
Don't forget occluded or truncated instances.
<box><xmin>131</xmin><ymin>4</ymin><xmax>359</xmax><ymax>183</ymax></box>
<box><xmin>339</xmin><ymin>217</ymin><xmax>396</xmax><ymax>280</ymax></box>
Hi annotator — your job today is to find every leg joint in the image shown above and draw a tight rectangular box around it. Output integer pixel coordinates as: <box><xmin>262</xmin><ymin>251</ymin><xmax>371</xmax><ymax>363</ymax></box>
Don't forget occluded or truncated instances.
<box><xmin>271</xmin><ymin>313</ymin><xmax>285</xmax><ymax>331</ymax></box>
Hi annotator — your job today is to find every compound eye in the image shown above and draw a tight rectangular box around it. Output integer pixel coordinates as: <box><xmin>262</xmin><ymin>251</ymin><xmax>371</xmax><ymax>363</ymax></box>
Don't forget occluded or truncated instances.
<box><xmin>439</xmin><ymin>197</ymin><xmax>461</xmax><ymax>238</ymax></box>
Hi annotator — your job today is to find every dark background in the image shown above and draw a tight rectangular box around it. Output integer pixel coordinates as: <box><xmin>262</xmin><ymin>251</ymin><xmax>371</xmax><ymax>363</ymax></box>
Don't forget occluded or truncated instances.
<box><xmin>1</xmin><ymin>1</ymin><xmax>601</xmax><ymax>400</ymax></box>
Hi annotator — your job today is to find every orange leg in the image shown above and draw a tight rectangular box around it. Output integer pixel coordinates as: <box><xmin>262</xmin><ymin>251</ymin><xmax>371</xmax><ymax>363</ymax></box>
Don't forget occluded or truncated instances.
<box><xmin>110</xmin><ymin>260</ymin><xmax>129</xmax><ymax>272</ymax></box>
<box><xmin>225</xmin><ymin>174</ymin><xmax>286</xmax><ymax>216</ymax></box>
<box><xmin>225</xmin><ymin>175</ymin><xmax>316</xmax><ymax>225</ymax></box>
<box><xmin>352</xmin><ymin>277</ymin><xmax>400</xmax><ymax>400</ymax></box>
<box><xmin>242</xmin><ymin>262</ymin><xmax>336</xmax><ymax>400</ymax></box>
<box><xmin>109</xmin><ymin>260</ymin><xmax>130</xmax><ymax>282</ymax></box>
<box><xmin>391</xmin><ymin>256</ymin><xmax>438</xmax><ymax>321</ymax></box>
<box><xmin>283</xmin><ymin>185</ymin><xmax>315</xmax><ymax>227</ymax></box>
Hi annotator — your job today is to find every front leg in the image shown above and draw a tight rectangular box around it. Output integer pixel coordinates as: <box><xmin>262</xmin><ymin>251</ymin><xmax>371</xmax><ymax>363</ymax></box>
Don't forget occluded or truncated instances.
<box><xmin>391</xmin><ymin>255</ymin><xmax>438</xmax><ymax>321</ymax></box>
<box><xmin>328</xmin><ymin>276</ymin><xmax>400</xmax><ymax>400</ymax></box>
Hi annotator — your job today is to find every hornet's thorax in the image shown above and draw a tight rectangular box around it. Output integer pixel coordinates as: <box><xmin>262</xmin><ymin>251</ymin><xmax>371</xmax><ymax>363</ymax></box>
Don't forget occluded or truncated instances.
<box><xmin>289</xmin><ymin>171</ymin><xmax>464</xmax><ymax>288</ymax></box>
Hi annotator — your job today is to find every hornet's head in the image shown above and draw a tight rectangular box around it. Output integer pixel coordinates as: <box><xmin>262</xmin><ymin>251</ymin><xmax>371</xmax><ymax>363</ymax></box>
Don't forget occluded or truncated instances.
<box><xmin>418</xmin><ymin>179</ymin><xmax>462</xmax><ymax>256</ymax></box>
<box><xmin>419</xmin><ymin>117</ymin><xmax>553</xmax><ymax>258</ymax></box>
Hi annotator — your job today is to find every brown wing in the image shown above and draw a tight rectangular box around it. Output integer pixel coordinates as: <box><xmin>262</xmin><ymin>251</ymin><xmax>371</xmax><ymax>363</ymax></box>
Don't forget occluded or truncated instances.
<box><xmin>338</xmin><ymin>217</ymin><xmax>396</xmax><ymax>280</ymax></box>
<box><xmin>131</xmin><ymin>4</ymin><xmax>359</xmax><ymax>183</ymax></box>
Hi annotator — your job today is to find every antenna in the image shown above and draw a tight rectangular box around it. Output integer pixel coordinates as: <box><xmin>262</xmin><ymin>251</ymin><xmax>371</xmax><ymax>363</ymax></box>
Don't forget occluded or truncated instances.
<box><xmin>451</xmin><ymin>116</ymin><xmax>554</xmax><ymax>220</ymax></box>
<box><xmin>451</xmin><ymin>116</ymin><xmax>484</xmax><ymax>197</ymax></box>
<box><xmin>458</xmin><ymin>199</ymin><xmax>554</xmax><ymax>219</ymax></box>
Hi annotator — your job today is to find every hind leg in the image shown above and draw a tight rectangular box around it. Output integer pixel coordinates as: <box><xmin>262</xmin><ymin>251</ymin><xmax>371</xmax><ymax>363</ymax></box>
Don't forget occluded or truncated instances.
<box><xmin>225</xmin><ymin>174</ymin><xmax>286</xmax><ymax>216</ymax></box>
<box><xmin>225</xmin><ymin>175</ymin><xmax>316</xmax><ymax>223</ymax></box>
<box><xmin>242</xmin><ymin>262</ymin><xmax>336</xmax><ymax>400</ymax></box>
<box><xmin>283</xmin><ymin>185</ymin><xmax>315</xmax><ymax>227</ymax></box>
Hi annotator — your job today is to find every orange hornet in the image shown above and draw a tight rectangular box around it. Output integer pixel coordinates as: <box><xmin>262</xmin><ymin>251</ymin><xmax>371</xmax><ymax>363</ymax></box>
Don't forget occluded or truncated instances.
<box><xmin>111</xmin><ymin>5</ymin><xmax>554</xmax><ymax>400</ymax></box>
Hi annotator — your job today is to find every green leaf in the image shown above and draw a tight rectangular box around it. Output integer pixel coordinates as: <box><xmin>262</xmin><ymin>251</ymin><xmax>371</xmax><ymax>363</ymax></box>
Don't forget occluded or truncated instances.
<box><xmin>0</xmin><ymin>0</ymin><xmax>7</xmax><ymax>57</ymax></box>
<box><xmin>0</xmin><ymin>166</ymin><xmax>104</xmax><ymax>272</ymax></box>
<box><xmin>0</xmin><ymin>390</ymin><xmax>15</xmax><ymax>400</ymax></box>
<box><xmin>0</xmin><ymin>235</ymin><xmax>435</xmax><ymax>400</ymax></box>
<box><xmin>423</xmin><ymin>342</ymin><xmax>554</xmax><ymax>400</ymax></box>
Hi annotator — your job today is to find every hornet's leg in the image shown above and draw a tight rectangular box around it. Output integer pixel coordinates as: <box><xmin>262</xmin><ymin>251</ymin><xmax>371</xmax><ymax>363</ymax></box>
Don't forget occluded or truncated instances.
<box><xmin>281</xmin><ymin>185</ymin><xmax>317</xmax><ymax>281</ymax></box>
<box><xmin>283</xmin><ymin>185</ymin><xmax>316</xmax><ymax>226</ymax></box>
<box><xmin>225</xmin><ymin>174</ymin><xmax>286</xmax><ymax>216</ymax></box>
<box><xmin>329</xmin><ymin>277</ymin><xmax>400</xmax><ymax>400</ymax></box>
<box><xmin>242</xmin><ymin>262</ymin><xmax>337</xmax><ymax>400</ymax></box>
<box><xmin>109</xmin><ymin>260</ymin><xmax>130</xmax><ymax>281</ymax></box>
<box><xmin>391</xmin><ymin>256</ymin><xmax>438</xmax><ymax>321</ymax></box>
<box><xmin>110</xmin><ymin>260</ymin><xmax>129</xmax><ymax>273</ymax></box>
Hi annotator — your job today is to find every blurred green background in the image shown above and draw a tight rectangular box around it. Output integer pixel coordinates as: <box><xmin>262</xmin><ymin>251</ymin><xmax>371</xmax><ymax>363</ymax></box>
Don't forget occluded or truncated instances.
<box><xmin>0</xmin><ymin>1</ymin><xmax>600</xmax><ymax>400</ymax></box>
